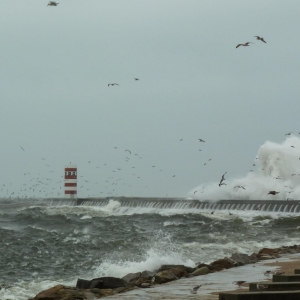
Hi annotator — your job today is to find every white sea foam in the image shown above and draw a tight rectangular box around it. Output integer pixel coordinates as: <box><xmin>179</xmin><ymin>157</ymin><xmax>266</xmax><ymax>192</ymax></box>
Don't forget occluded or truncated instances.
<box><xmin>93</xmin><ymin>230</ymin><xmax>195</xmax><ymax>278</ymax></box>
<box><xmin>80</xmin><ymin>215</ymin><xmax>92</xmax><ymax>219</ymax></box>
<box><xmin>182</xmin><ymin>238</ymin><xmax>300</xmax><ymax>264</ymax></box>
<box><xmin>43</xmin><ymin>200</ymin><xmax>121</xmax><ymax>217</ymax></box>
<box><xmin>190</xmin><ymin>136</ymin><xmax>300</xmax><ymax>200</ymax></box>
<box><xmin>0</xmin><ymin>279</ymin><xmax>76</xmax><ymax>300</ymax></box>
<box><xmin>93</xmin><ymin>248</ymin><xmax>195</xmax><ymax>278</ymax></box>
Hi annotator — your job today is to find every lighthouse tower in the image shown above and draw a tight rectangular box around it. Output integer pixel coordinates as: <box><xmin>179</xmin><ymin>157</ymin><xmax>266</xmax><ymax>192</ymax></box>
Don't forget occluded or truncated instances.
<box><xmin>64</xmin><ymin>165</ymin><xmax>77</xmax><ymax>198</ymax></box>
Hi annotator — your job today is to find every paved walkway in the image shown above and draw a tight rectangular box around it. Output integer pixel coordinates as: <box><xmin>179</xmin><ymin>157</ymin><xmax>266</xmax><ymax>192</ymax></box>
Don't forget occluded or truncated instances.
<box><xmin>105</xmin><ymin>254</ymin><xmax>300</xmax><ymax>300</ymax></box>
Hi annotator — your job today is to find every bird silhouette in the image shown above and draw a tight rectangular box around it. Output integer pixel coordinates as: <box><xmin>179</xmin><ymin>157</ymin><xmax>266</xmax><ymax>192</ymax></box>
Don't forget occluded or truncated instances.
<box><xmin>47</xmin><ymin>1</ymin><xmax>59</xmax><ymax>6</ymax></box>
<box><xmin>233</xmin><ymin>281</ymin><xmax>246</xmax><ymax>288</ymax></box>
<box><xmin>268</xmin><ymin>191</ymin><xmax>279</xmax><ymax>195</ymax></box>
<box><xmin>264</xmin><ymin>270</ymin><xmax>272</xmax><ymax>276</ymax></box>
<box><xmin>219</xmin><ymin>172</ymin><xmax>227</xmax><ymax>187</ymax></box>
<box><xmin>254</xmin><ymin>36</ymin><xmax>267</xmax><ymax>43</ymax></box>
<box><xmin>236</xmin><ymin>42</ymin><xmax>251</xmax><ymax>48</ymax></box>
<box><xmin>190</xmin><ymin>285</ymin><xmax>201</xmax><ymax>294</ymax></box>
<box><xmin>234</xmin><ymin>185</ymin><xmax>246</xmax><ymax>190</ymax></box>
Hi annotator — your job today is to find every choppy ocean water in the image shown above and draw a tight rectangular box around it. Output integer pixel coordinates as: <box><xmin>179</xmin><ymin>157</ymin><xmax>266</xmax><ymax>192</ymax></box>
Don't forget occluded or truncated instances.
<box><xmin>1</xmin><ymin>198</ymin><xmax>300</xmax><ymax>300</ymax></box>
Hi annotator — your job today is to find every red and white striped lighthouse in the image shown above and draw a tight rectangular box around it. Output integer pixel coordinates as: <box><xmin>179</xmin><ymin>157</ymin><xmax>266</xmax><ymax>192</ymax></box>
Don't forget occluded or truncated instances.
<box><xmin>64</xmin><ymin>165</ymin><xmax>77</xmax><ymax>198</ymax></box>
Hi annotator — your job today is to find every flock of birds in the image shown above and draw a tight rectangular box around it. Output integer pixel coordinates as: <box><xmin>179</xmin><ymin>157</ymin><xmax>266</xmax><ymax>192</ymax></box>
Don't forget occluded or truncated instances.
<box><xmin>108</xmin><ymin>78</ymin><xmax>139</xmax><ymax>87</ymax></box>
<box><xmin>13</xmin><ymin>130</ymin><xmax>300</xmax><ymax>199</ymax></box>
<box><xmin>217</xmin><ymin>172</ymin><xmax>283</xmax><ymax>197</ymax></box>
<box><xmin>236</xmin><ymin>36</ymin><xmax>267</xmax><ymax>48</ymax></box>
<box><xmin>6</xmin><ymin>3</ymin><xmax>298</xmax><ymax>201</ymax></box>
<box><xmin>11</xmin><ymin>140</ymin><xmax>205</xmax><ymax>198</ymax></box>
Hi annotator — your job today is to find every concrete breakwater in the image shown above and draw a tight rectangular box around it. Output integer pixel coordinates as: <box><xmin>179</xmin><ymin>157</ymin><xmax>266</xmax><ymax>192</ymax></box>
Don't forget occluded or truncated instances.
<box><xmin>48</xmin><ymin>198</ymin><xmax>300</xmax><ymax>213</ymax></box>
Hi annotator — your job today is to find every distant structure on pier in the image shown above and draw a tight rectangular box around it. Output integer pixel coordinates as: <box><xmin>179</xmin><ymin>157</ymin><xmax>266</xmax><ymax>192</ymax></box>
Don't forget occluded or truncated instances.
<box><xmin>64</xmin><ymin>165</ymin><xmax>77</xmax><ymax>198</ymax></box>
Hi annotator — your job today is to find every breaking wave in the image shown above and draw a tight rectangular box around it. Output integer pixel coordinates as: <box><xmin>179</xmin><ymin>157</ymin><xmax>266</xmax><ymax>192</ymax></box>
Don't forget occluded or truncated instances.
<box><xmin>190</xmin><ymin>136</ymin><xmax>300</xmax><ymax>200</ymax></box>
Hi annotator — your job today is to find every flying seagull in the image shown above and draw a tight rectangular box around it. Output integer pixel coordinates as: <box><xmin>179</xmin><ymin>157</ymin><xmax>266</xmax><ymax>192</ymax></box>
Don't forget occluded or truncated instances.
<box><xmin>268</xmin><ymin>191</ymin><xmax>279</xmax><ymax>195</ymax></box>
<box><xmin>134</xmin><ymin>78</ymin><xmax>139</xmax><ymax>81</ymax></box>
<box><xmin>125</xmin><ymin>149</ymin><xmax>131</xmax><ymax>154</ymax></box>
<box><xmin>234</xmin><ymin>185</ymin><xmax>246</xmax><ymax>190</ymax></box>
<box><xmin>20</xmin><ymin>146</ymin><xmax>25</xmax><ymax>151</ymax></box>
<box><xmin>47</xmin><ymin>1</ymin><xmax>59</xmax><ymax>6</ymax></box>
<box><xmin>236</xmin><ymin>42</ymin><xmax>251</xmax><ymax>48</ymax></box>
<box><xmin>198</xmin><ymin>139</ymin><xmax>205</xmax><ymax>142</ymax></box>
<box><xmin>219</xmin><ymin>172</ymin><xmax>227</xmax><ymax>187</ymax></box>
<box><xmin>254</xmin><ymin>36</ymin><xmax>267</xmax><ymax>43</ymax></box>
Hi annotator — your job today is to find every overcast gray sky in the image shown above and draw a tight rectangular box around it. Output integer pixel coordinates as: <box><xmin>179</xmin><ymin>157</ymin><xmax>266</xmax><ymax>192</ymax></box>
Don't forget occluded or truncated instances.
<box><xmin>1</xmin><ymin>0</ymin><xmax>299</xmax><ymax>199</ymax></box>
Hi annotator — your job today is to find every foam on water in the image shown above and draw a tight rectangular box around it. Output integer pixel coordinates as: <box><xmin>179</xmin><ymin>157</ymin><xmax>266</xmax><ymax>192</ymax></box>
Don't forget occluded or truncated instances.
<box><xmin>43</xmin><ymin>200</ymin><xmax>121</xmax><ymax>218</ymax></box>
<box><xmin>93</xmin><ymin>230</ymin><xmax>195</xmax><ymax>278</ymax></box>
<box><xmin>190</xmin><ymin>136</ymin><xmax>300</xmax><ymax>200</ymax></box>
<box><xmin>93</xmin><ymin>248</ymin><xmax>195</xmax><ymax>278</ymax></box>
<box><xmin>0</xmin><ymin>279</ymin><xmax>76</xmax><ymax>300</ymax></box>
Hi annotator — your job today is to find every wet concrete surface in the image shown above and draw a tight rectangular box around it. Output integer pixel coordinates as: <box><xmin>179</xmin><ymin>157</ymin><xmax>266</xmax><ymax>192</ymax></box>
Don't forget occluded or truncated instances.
<box><xmin>104</xmin><ymin>253</ymin><xmax>300</xmax><ymax>300</ymax></box>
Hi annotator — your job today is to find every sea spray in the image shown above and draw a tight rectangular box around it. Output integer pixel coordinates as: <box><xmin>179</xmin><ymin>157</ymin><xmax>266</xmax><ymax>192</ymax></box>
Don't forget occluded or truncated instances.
<box><xmin>190</xmin><ymin>136</ymin><xmax>300</xmax><ymax>200</ymax></box>
<box><xmin>93</xmin><ymin>230</ymin><xmax>194</xmax><ymax>278</ymax></box>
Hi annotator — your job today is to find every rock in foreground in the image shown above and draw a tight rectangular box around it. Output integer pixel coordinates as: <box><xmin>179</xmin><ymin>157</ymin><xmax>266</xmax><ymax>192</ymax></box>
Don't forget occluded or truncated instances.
<box><xmin>31</xmin><ymin>284</ymin><xmax>86</xmax><ymax>300</ymax></box>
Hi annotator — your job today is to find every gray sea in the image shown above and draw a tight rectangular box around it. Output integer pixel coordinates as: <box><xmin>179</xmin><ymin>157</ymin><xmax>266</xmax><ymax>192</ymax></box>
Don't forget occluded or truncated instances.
<box><xmin>1</xmin><ymin>198</ymin><xmax>300</xmax><ymax>300</ymax></box>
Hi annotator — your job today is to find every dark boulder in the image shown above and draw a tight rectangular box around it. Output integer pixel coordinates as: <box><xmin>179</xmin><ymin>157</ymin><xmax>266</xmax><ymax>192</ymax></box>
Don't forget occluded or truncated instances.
<box><xmin>257</xmin><ymin>247</ymin><xmax>279</xmax><ymax>260</ymax></box>
<box><xmin>122</xmin><ymin>270</ymin><xmax>156</xmax><ymax>287</ymax></box>
<box><xmin>141</xmin><ymin>270</ymin><xmax>156</xmax><ymax>278</ymax></box>
<box><xmin>209</xmin><ymin>258</ymin><xmax>237</xmax><ymax>271</ymax></box>
<box><xmin>170</xmin><ymin>266</ymin><xmax>189</xmax><ymax>279</ymax></box>
<box><xmin>32</xmin><ymin>284</ymin><xmax>86</xmax><ymax>300</ymax></box>
<box><xmin>196</xmin><ymin>263</ymin><xmax>213</xmax><ymax>270</ymax></box>
<box><xmin>156</xmin><ymin>264</ymin><xmax>195</xmax><ymax>274</ymax></box>
<box><xmin>152</xmin><ymin>270</ymin><xmax>175</xmax><ymax>284</ymax></box>
<box><xmin>76</xmin><ymin>278</ymin><xmax>104</xmax><ymax>289</ymax></box>
<box><xmin>134</xmin><ymin>278</ymin><xmax>152</xmax><ymax>287</ymax></box>
<box><xmin>95</xmin><ymin>277</ymin><xmax>134</xmax><ymax>289</ymax></box>
<box><xmin>122</xmin><ymin>272</ymin><xmax>142</xmax><ymax>283</ymax></box>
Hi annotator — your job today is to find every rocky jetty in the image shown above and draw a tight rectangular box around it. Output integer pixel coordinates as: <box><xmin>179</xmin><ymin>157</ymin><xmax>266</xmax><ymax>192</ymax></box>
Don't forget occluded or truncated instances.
<box><xmin>29</xmin><ymin>245</ymin><xmax>300</xmax><ymax>300</ymax></box>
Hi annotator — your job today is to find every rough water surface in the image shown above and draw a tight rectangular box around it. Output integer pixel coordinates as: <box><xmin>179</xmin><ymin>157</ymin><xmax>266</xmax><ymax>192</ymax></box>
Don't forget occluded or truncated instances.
<box><xmin>0</xmin><ymin>198</ymin><xmax>300</xmax><ymax>299</ymax></box>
